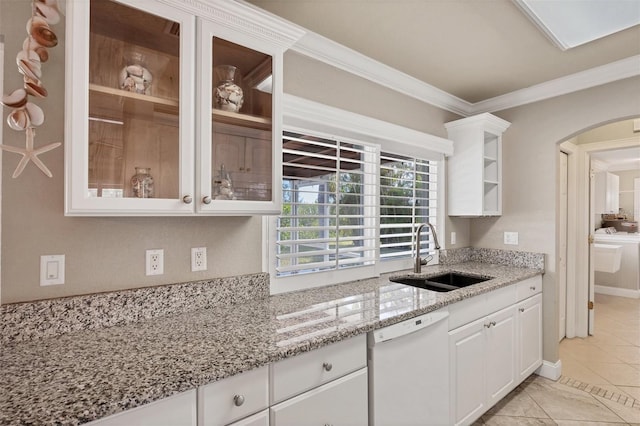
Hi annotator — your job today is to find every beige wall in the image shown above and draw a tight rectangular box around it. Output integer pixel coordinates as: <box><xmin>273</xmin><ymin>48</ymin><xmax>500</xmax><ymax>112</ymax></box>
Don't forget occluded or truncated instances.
<box><xmin>472</xmin><ymin>76</ymin><xmax>640</xmax><ymax>362</ymax></box>
<box><xmin>3</xmin><ymin>4</ymin><xmax>639</xmax><ymax>369</ymax></box>
<box><xmin>0</xmin><ymin>4</ymin><xmax>465</xmax><ymax>303</ymax></box>
<box><xmin>574</xmin><ymin>119</ymin><xmax>638</xmax><ymax>144</ymax></box>
<box><xmin>0</xmin><ymin>2</ymin><xmax>260</xmax><ymax>303</ymax></box>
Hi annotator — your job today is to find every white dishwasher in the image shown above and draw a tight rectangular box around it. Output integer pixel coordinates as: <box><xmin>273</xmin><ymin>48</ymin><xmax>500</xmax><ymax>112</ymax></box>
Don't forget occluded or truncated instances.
<box><xmin>368</xmin><ymin>308</ymin><xmax>450</xmax><ymax>426</ymax></box>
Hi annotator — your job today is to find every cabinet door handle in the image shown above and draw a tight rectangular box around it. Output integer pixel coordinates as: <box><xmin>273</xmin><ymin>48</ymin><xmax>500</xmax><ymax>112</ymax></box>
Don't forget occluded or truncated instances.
<box><xmin>233</xmin><ymin>394</ymin><xmax>245</xmax><ymax>407</ymax></box>
<box><xmin>484</xmin><ymin>323</ymin><xmax>491</xmax><ymax>328</ymax></box>
<box><xmin>323</xmin><ymin>362</ymin><xmax>333</xmax><ymax>372</ymax></box>
<box><xmin>485</xmin><ymin>321</ymin><xmax>496</xmax><ymax>328</ymax></box>
<box><xmin>202</xmin><ymin>196</ymin><xmax>212</xmax><ymax>205</ymax></box>
<box><xmin>182</xmin><ymin>195</ymin><xmax>193</xmax><ymax>204</ymax></box>
<box><xmin>519</xmin><ymin>308</ymin><xmax>525</xmax><ymax>313</ymax></box>
<box><xmin>530</xmin><ymin>286</ymin><xmax>537</xmax><ymax>291</ymax></box>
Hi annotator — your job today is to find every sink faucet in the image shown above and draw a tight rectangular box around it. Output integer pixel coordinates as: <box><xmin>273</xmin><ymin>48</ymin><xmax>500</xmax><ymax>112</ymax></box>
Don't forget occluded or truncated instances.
<box><xmin>414</xmin><ymin>222</ymin><xmax>441</xmax><ymax>273</ymax></box>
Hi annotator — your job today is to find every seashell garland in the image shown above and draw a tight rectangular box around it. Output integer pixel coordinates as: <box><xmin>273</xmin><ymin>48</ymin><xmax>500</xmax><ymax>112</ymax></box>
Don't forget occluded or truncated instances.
<box><xmin>0</xmin><ymin>0</ymin><xmax>62</xmax><ymax>178</ymax></box>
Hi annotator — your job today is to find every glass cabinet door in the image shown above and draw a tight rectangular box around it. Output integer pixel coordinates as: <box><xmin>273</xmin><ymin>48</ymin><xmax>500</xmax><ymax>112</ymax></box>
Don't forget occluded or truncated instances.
<box><xmin>65</xmin><ymin>0</ymin><xmax>195</xmax><ymax>215</ymax></box>
<box><xmin>198</xmin><ymin>20</ymin><xmax>282</xmax><ymax>215</ymax></box>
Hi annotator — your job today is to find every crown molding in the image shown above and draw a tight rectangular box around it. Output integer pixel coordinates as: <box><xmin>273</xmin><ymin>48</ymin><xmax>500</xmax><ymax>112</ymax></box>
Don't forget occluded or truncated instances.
<box><xmin>291</xmin><ymin>32</ymin><xmax>473</xmax><ymax>116</ymax></box>
<box><xmin>290</xmin><ymin>29</ymin><xmax>640</xmax><ymax>117</ymax></box>
<box><xmin>160</xmin><ymin>0</ymin><xmax>305</xmax><ymax>49</ymax></box>
<box><xmin>471</xmin><ymin>55</ymin><xmax>640</xmax><ymax>114</ymax></box>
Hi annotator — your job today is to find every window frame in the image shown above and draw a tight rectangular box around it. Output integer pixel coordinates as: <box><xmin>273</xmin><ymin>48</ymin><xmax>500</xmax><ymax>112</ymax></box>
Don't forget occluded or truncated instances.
<box><xmin>265</xmin><ymin>95</ymin><xmax>451</xmax><ymax>295</ymax></box>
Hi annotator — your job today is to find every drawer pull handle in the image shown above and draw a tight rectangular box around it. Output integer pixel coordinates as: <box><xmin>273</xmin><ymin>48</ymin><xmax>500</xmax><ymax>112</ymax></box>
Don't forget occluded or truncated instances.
<box><xmin>485</xmin><ymin>321</ymin><xmax>497</xmax><ymax>328</ymax></box>
<box><xmin>530</xmin><ymin>286</ymin><xmax>536</xmax><ymax>291</ymax></box>
<box><xmin>484</xmin><ymin>323</ymin><xmax>491</xmax><ymax>328</ymax></box>
<box><xmin>233</xmin><ymin>394</ymin><xmax>245</xmax><ymax>407</ymax></box>
<box><xmin>323</xmin><ymin>362</ymin><xmax>333</xmax><ymax>372</ymax></box>
<box><xmin>519</xmin><ymin>308</ymin><xmax>525</xmax><ymax>313</ymax></box>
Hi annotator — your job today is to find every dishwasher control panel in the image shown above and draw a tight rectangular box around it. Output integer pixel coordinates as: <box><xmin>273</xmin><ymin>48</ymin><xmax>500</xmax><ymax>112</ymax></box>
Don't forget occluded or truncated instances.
<box><xmin>372</xmin><ymin>309</ymin><xmax>449</xmax><ymax>343</ymax></box>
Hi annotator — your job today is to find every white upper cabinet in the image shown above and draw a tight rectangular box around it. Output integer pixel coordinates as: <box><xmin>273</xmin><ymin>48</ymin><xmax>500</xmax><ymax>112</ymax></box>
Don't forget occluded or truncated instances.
<box><xmin>445</xmin><ymin>113</ymin><xmax>511</xmax><ymax>217</ymax></box>
<box><xmin>594</xmin><ymin>171</ymin><xmax>620</xmax><ymax>214</ymax></box>
<box><xmin>65</xmin><ymin>0</ymin><xmax>303</xmax><ymax>216</ymax></box>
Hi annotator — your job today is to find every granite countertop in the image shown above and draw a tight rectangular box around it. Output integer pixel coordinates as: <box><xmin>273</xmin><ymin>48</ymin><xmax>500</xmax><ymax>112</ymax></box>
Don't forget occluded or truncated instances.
<box><xmin>0</xmin><ymin>261</ymin><xmax>543</xmax><ymax>425</ymax></box>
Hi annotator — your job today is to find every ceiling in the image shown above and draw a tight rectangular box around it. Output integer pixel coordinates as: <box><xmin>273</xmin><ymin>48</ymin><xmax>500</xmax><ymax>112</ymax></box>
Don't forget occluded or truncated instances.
<box><xmin>591</xmin><ymin>146</ymin><xmax>640</xmax><ymax>172</ymax></box>
<box><xmin>245</xmin><ymin>0</ymin><xmax>640</xmax><ymax>105</ymax></box>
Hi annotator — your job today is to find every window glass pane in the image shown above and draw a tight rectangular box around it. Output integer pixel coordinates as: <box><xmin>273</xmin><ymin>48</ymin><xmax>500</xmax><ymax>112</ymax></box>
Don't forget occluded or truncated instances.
<box><xmin>380</xmin><ymin>153</ymin><xmax>438</xmax><ymax>260</ymax></box>
<box><xmin>277</xmin><ymin>132</ymin><xmax>377</xmax><ymax>277</ymax></box>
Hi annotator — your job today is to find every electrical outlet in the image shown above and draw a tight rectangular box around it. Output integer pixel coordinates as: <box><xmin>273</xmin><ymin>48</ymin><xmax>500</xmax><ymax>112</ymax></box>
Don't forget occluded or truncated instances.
<box><xmin>504</xmin><ymin>232</ymin><xmax>519</xmax><ymax>245</ymax></box>
<box><xmin>191</xmin><ymin>247</ymin><xmax>207</xmax><ymax>272</ymax></box>
<box><xmin>146</xmin><ymin>249</ymin><xmax>164</xmax><ymax>276</ymax></box>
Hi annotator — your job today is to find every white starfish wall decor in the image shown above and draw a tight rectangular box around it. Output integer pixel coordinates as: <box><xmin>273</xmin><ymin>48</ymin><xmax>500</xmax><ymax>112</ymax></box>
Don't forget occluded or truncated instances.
<box><xmin>0</xmin><ymin>0</ymin><xmax>62</xmax><ymax>178</ymax></box>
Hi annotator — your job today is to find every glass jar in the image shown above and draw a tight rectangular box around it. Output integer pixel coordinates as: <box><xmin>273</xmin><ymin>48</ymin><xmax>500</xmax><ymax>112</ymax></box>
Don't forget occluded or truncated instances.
<box><xmin>119</xmin><ymin>50</ymin><xmax>153</xmax><ymax>95</ymax></box>
<box><xmin>130</xmin><ymin>167</ymin><xmax>154</xmax><ymax>198</ymax></box>
<box><xmin>213</xmin><ymin>65</ymin><xmax>244</xmax><ymax>112</ymax></box>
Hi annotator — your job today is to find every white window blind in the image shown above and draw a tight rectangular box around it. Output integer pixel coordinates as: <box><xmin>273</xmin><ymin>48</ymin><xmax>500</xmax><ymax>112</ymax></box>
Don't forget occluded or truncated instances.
<box><xmin>379</xmin><ymin>152</ymin><xmax>439</xmax><ymax>262</ymax></box>
<box><xmin>276</xmin><ymin>131</ymin><xmax>378</xmax><ymax>277</ymax></box>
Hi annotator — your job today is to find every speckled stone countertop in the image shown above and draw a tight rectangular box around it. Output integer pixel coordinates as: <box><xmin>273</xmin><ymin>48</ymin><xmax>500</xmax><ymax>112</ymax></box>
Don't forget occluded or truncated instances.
<box><xmin>0</xmin><ymin>261</ymin><xmax>543</xmax><ymax>425</ymax></box>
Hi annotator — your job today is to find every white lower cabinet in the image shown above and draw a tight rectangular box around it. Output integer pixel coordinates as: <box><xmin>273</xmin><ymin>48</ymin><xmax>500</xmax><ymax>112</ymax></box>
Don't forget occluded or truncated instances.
<box><xmin>228</xmin><ymin>409</ymin><xmax>269</xmax><ymax>426</ymax></box>
<box><xmin>198</xmin><ymin>365</ymin><xmax>269</xmax><ymax>426</ymax></box>
<box><xmin>269</xmin><ymin>334</ymin><xmax>368</xmax><ymax>425</ymax></box>
<box><xmin>517</xmin><ymin>293</ymin><xmax>543</xmax><ymax>381</ymax></box>
<box><xmin>449</xmin><ymin>305</ymin><xmax>516</xmax><ymax>426</ymax></box>
<box><xmin>449</xmin><ymin>275</ymin><xmax>542</xmax><ymax>426</ymax></box>
<box><xmin>85</xmin><ymin>389</ymin><xmax>197</xmax><ymax>426</ymax></box>
<box><xmin>270</xmin><ymin>369</ymin><xmax>368</xmax><ymax>426</ymax></box>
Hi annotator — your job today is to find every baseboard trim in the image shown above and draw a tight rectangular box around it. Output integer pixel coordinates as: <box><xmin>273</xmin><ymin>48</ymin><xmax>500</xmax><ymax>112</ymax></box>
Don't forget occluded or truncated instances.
<box><xmin>536</xmin><ymin>359</ymin><xmax>562</xmax><ymax>381</ymax></box>
<box><xmin>595</xmin><ymin>285</ymin><xmax>640</xmax><ymax>299</ymax></box>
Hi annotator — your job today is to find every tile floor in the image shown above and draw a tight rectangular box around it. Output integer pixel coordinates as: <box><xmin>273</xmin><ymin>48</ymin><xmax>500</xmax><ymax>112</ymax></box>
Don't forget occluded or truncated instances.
<box><xmin>475</xmin><ymin>293</ymin><xmax>640</xmax><ymax>425</ymax></box>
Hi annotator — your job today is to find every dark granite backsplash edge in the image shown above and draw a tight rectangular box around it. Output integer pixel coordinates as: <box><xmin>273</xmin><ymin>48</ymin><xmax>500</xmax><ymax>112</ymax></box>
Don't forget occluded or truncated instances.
<box><xmin>1</xmin><ymin>272</ymin><xmax>269</xmax><ymax>344</ymax></box>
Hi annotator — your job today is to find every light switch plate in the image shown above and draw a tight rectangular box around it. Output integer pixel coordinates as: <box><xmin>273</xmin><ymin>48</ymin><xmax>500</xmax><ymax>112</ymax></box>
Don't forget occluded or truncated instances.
<box><xmin>451</xmin><ymin>232</ymin><xmax>457</xmax><ymax>245</ymax></box>
<box><xmin>504</xmin><ymin>232</ymin><xmax>519</xmax><ymax>245</ymax></box>
<box><xmin>40</xmin><ymin>255</ymin><xmax>65</xmax><ymax>286</ymax></box>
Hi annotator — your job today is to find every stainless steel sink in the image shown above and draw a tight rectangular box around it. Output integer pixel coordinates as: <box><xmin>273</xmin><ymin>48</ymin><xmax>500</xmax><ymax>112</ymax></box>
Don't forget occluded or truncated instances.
<box><xmin>391</xmin><ymin>272</ymin><xmax>493</xmax><ymax>292</ymax></box>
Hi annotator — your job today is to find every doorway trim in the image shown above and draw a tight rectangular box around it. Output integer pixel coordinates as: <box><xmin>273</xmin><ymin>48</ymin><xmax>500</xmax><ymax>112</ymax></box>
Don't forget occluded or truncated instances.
<box><xmin>573</xmin><ymin>136</ymin><xmax>640</xmax><ymax>336</ymax></box>
<box><xmin>558</xmin><ymin>142</ymin><xmax>577</xmax><ymax>338</ymax></box>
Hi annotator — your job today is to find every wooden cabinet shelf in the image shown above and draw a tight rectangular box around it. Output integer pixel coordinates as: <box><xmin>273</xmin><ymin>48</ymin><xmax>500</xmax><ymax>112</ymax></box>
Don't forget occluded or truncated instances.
<box><xmin>88</xmin><ymin>84</ymin><xmax>271</xmax><ymax>130</ymax></box>
<box><xmin>89</xmin><ymin>83</ymin><xmax>179</xmax><ymax>108</ymax></box>
<box><xmin>212</xmin><ymin>108</ymin><xmax>272</xmax><ymax>130</ymax></box>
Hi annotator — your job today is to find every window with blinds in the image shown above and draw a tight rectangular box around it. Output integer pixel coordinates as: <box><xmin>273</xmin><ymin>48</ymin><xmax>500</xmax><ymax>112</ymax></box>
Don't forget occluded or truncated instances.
<box><xmin>275</xmin><ymin>131</ymin><xmax>378</xmax><ymax>277</ymax></box>
<box><xmin>379</xmin><ymin>152</ymin><xmax>439</xmax><ymax>262</ymax></box>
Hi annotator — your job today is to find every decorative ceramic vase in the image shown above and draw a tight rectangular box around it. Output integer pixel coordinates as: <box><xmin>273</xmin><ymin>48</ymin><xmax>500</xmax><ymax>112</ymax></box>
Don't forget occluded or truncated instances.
<box><xmin>131</xmin><ymin>167</ymin><xmax>154</xmax><ymax>198</ymax></box>
<box><xmin>214</xmin><ymin>65</ymin><xmax>244</xmax><ymax>112</ymax></box>
<box><xmin>119</xmin><ymin>51</ymin><xmax>153</xmax><ymax>95</ymax></box>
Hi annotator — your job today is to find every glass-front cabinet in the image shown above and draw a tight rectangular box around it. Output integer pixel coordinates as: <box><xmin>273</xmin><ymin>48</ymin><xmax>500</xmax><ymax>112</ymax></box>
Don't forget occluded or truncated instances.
<box><xmin>197</xmin><ymin>20</ymin><xmax>281</xmax><ymax>214</ymax></box>
<box><xmin>65</xmin><ymin>0</ymin><xmax>303</xmax><ymax>215</ymax></box>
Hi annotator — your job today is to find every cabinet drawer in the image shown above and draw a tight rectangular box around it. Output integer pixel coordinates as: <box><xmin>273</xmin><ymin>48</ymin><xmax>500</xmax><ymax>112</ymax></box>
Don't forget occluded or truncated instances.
<box><xmin>270</xmin><ymin>334</ymin><xmax>366</xmax><ymax>404</ymax></box>
<box><xmin>86</xmin><ymin>389</ymin><xmax>196</xmax><ymax>426</ymax></box>
<box><xmin>270</xmin><ymin>368</ymin><xmax>368</xmax><ymax>426</ymax></box>
<box><xmin>449</xmin><ymin>284</ymin><xmax>516</xmax><ymax>330</ymax></box>
<box><xmin>516</xmin><ymin>276</ymin><xmax>542</xmax><ymax>301</ymax></box>
<box><xmin>228</xmin><ymin>409</ymin><xmax>269</xmax><ymax>426</ymax></box>
<box><xmin>199</xmin><ymin>366</ymin><xmax>269</xmax><ymax>426</ymax></box>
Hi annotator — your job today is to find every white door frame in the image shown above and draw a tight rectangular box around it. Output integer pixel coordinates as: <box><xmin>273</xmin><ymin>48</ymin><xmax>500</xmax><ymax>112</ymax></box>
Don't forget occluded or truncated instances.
<box><xmin>558</xmin><ymin>142</ymin><xmax>577</xmax><ymax>338</ymax></box>
<box><xmin>558</xmin><ymin>150</ymin><xmax>568</xmax><ymax>341</ymax></box>
<box><xmin>572</xmin><ymin>136</ymin><xmax>640</xmax><ymax>336</ymax></box>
